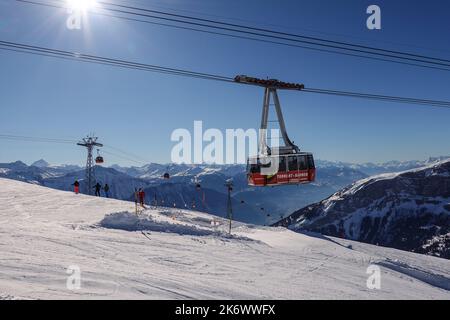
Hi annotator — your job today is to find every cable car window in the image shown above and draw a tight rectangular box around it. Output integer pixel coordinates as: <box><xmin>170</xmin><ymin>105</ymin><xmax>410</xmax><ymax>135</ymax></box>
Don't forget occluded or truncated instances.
<box><xmin>250</xmin><ymin>163</ymin><xmax>260</xmax><ymax>173</ymax></box>
<box><xmin>259</xmin><ymin>158</ymin><xmax>272</xmax><ymax>169</ymax></box>
<box><xmin>250</xmin><ymin>157</ymin><xmax>278</xmax><ymax>175</ymax></box>
<box><xmin>247</xmin><ymin>158</ymin><xmax>259</xmax><ymax>173</ymax></box>
<box><xmin>278</xmin><ymin>156</ymin><xmax>287</xmax><ymax>172</ymax></box>
<box><xmin>298</xmin><ymin>155</ymin><xmax>307</xmax><ymax>170</ymax></box>
<box><xmin>288</xmin><ymin>156</ymin><xmax>298</xmax><ymax>171</ymax></box>
<box><xmin>307</xmin><ymin>155</ymin><xmax>315</xmax><ymax>168</ymax></box>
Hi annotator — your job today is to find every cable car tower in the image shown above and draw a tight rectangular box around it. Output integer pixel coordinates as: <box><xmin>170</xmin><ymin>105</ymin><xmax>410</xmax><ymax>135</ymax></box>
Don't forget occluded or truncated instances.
<box><xmin>234</xmin><ymin>75</ymin><xmax>316</xmax><ymax>187</ymax></box>
<box><xmin>235</xmin><ymin>75</ymin><xmax>304</xmax><ymax>155</ymax></box>
<box><xmin>77</xmin><ymin>136</ymin><xmax>103</xmax><ymax>195</ymax></box>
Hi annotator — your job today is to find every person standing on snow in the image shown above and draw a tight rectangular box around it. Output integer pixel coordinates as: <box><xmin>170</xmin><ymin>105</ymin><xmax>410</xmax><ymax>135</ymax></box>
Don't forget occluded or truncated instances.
<box><xmin>94</xmin><ymin>182</ymin><xmax>102</xmax><ymax>197</ymax></box>
<box><xmin>103</xmin><ymin>184</ymin><xmax>110</xmax><ymax>198</ymax></box>
<box><xmin>134</xmin><ymin>188</ymin><xmax>138</xmax><ymax>206</ymax></box>
<box><xmin>72</xmin><ymin>180</ymin><xmax>80</xmax><ymax>194</ymax></box>
<box><xmin>138</xmin><ymin>188</ymin><xmax>146</xmax><ymax>208</ymax></box>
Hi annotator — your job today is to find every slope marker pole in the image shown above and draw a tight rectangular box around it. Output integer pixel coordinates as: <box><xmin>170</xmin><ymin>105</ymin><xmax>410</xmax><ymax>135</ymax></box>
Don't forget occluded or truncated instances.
<box><xmin>225</xmin><ymin>180</ymin><xmax>234</xmax><ymax>235</ymax></box>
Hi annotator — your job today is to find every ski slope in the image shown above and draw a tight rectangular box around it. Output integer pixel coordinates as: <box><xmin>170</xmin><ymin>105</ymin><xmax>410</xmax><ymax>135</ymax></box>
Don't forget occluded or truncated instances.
<box><xmin>0</xmin><ymin>177</ymin><xmax>449</xmax><ymax>299</ymax></box>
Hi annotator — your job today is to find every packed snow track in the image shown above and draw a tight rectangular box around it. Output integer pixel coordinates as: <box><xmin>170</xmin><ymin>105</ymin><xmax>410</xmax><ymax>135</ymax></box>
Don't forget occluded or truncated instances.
<box><xmin>0</xmin><ymin>178</ymin><xmax>449</xmax><ymax>299</ymax></box>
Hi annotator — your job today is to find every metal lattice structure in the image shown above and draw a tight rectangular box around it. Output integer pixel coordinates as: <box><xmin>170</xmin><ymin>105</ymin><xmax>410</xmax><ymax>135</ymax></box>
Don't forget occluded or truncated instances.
<box><xmin>234</xmin><ymin>75</ymin><xmax>303</xmax><ymax>156</ymax></box>
<box><xmin>77</xmin><ymin>136</ymin><xmax>103</xmax><ymax>195</ymax></box>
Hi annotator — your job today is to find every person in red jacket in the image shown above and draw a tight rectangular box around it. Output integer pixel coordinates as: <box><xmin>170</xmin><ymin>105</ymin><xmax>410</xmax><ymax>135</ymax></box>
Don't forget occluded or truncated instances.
<box><xmin>138</xmin><ymin>188</ymin><xmax>146</xmax><ymax>208</ymax></box>
<box><xmin>72</xmin><ymin>180</ymin><xmax>80</xmax><ymax>194</ymax></box>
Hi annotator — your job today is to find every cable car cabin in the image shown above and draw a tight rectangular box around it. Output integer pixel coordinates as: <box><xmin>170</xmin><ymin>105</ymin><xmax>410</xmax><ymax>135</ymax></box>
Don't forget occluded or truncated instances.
<box><xmin>247</xmin><ymin>153</ymin><xmax>315</xmax><ymax>187</ymax></box>
<box><xmin>95</xmin><ymin>156</ymin><xmax>104</xmax><ymax>164</ymax></box>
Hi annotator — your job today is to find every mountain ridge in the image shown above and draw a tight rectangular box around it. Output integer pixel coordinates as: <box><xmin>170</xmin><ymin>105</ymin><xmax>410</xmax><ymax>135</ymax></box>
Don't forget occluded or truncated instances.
<box><xmin>275</xmin><ymin>159</ymin><xmax>450</xmax><ymax>259</ymax></box>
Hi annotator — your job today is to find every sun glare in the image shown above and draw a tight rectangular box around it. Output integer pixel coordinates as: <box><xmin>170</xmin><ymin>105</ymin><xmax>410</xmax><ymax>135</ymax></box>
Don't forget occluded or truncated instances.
<box><xmin>67</xmin><ymin>0</ymin><xmax>98</xmax><ymax>11</ymax></box>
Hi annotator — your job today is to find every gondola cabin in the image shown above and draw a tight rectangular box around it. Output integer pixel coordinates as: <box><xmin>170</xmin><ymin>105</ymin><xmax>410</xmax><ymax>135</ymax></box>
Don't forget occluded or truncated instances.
<box><xmin>247</xmin><ymin>153</ymin><xmax>315</xmax><ymax>187</ymax></box>
<box><xmin>95</xmin><ymin>156</ymin><xmax>104</xmax><ymax>164</ymax></box>
<box><xmin>95</xmin><ymin>148</ymin><xmax>104</xmax><ymax>164</ymax></box>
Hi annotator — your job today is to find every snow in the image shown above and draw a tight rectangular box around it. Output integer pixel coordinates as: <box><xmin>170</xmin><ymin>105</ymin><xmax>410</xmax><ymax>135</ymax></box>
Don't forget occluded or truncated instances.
<box><xmin>31</xmin><ymin>159</ymin><xmax>50</xmax><ymax>168</ymax></box>
<box><xmin>311</xmin><ymin>158</ymin><xmax>450</xmax><ymax>221</ymax></box>
<box><xmin>0</xmin><ymin>293</ymin><xmax>25</xmax><ymax>300</ymax></box>
<box><xmin>101</xmin><ymin>211</ymin><xmax>226</xmax><ymax>237</ymax></box>
<box><xmin>344</xmin><ymin>158</ymin><xmax>450</xmax><ymax>196</ymax></box>
<box><xmin>0</xmin><ymin>177</ymin><xmax>449</xmax><ymax>299</ymax></box>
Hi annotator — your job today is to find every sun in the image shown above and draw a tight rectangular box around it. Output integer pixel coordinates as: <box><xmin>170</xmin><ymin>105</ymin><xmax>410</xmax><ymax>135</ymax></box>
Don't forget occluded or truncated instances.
<box><xmin>67</xmin><ymin>0</ymin><xmax>98</xmax><ymax>11</ymax></box>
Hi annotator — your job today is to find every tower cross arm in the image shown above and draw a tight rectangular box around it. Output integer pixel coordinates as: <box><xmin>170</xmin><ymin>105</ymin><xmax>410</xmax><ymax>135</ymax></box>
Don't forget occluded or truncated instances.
<box><xmin>234</xmin><ymin>75</ymin><xmax>304</xmax><ymax>90</ymax></box>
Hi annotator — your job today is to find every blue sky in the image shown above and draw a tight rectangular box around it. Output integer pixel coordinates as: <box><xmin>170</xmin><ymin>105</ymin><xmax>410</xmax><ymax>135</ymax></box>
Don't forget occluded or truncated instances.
<box><xmin>0</xmin><ymin>0</ymin><xmax>449</xmax><ymax>166</ymax></box>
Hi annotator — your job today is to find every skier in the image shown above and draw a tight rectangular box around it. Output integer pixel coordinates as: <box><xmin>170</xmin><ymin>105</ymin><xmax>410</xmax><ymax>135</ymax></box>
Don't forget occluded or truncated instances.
<box><xmin>94</xmin><ymin>182</ymin><xmax>102</xmax><ymax>197</ymax></box>
<box><xmin>138</xmin><ymin>188</ymin><xmax>146</xmax><ymax>208</ymax></box>
<box><xmin>72</xmin><ymin>180</ymin><xmax>80</xmax><ymax>194</ymax></box>
<box><xmin>103</xmin><ymin>184</ymin><xmax>110</xmax><ymax>198</ymax></box>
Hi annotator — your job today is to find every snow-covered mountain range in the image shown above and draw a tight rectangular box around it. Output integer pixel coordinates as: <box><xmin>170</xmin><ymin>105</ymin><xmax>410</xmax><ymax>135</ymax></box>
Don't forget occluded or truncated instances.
<box><xmin>1</xmin><ymin>177</ymin><xmax>449</xmax><ymax>299</ymax></box>
<box><xmin>276</xmin><ymin>159</ymin><xmax>450</xmax><ymax>259</ymax></box>
<box><xmin>316</xmin><ymin>157</ymin><xmax>450</xmax><ymax>176</ymax></box>
<box><xmin>1</xmin><ymin>157</ymin><xmax>448</xmax><ymax>226</ymax></box>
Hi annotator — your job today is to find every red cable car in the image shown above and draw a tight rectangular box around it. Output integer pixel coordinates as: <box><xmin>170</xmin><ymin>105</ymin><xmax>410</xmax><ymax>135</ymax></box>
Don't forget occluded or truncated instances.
<box><xmin>95</xmin><ymin>149</ymin><xmax>104</xmax><ymax>164</ymax></box>
<box><xmin>247</xmin><ymin>153</ymin><xmax>315</xmax><ymax>186</ymax></box>
<box><xmin>235</xmin><ymin>75</ymin><xmax>316</xmax><ymax>187</ymax></box>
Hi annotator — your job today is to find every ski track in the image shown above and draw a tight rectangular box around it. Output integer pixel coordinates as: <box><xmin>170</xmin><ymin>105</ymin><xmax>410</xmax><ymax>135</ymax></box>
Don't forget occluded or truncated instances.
<box><xmin>0</xmin><ymin>178</ymin><xmax>449</xmax><ymax>299</ymax></box>
<box><xmin>377</xmin><ymin>260</ymin><xmax>450</xmax><ymax>291</ymax></box>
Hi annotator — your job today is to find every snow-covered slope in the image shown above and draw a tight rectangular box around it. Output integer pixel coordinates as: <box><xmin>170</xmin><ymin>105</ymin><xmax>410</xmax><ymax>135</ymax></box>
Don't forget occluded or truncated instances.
<box><xmin>0</xmin><ymin>177</ymin><xmax>449</xmax><ymax>299</ymax></box>
<box><xmin>277</xmin><ymin>160</ymin><xmax>450</xmax><ymax>259</ymax></box>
